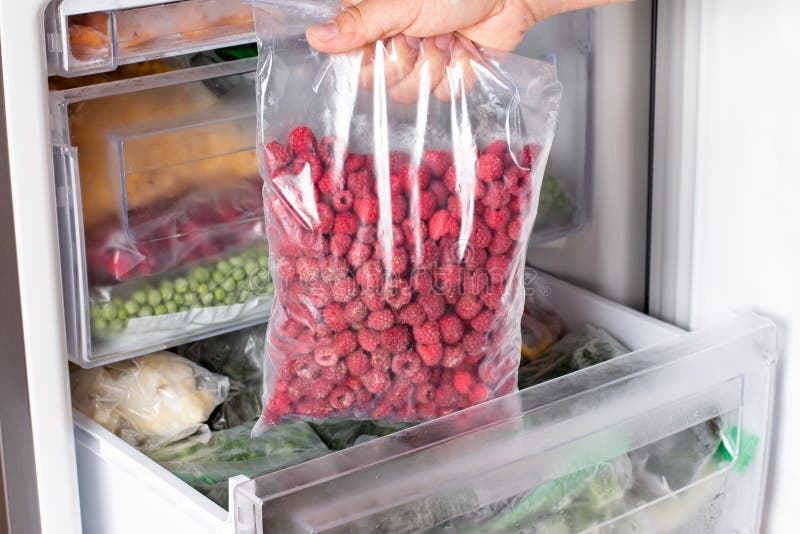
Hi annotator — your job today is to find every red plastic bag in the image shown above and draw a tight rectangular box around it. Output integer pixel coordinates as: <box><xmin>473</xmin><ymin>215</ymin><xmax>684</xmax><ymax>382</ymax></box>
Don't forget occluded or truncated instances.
<box><xmin>252</xmin><ymin>0</ymin><xmax>561</xmax><ymax>432</ymax></box>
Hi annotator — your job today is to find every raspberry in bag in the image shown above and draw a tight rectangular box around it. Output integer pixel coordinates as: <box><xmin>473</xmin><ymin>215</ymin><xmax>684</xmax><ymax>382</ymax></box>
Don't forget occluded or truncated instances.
<box><xmin>252</xmin><ymin>0</ymin><xmax>561</xmax><ymax>432</ymax></box>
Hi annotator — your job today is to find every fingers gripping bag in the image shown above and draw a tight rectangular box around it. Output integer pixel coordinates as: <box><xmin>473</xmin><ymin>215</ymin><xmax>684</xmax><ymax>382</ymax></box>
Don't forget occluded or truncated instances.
<box><xmin>252</xmin><ymin>0</ymin><xmax>562</xmax><ymax>432</ymax></box>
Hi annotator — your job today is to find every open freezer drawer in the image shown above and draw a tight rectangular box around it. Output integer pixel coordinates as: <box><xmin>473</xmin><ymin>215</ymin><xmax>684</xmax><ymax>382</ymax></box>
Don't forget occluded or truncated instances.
<box><xmin>73</xmin><ymin>274</ymin><xmax>775</xmax><ymax>534</ymax></box>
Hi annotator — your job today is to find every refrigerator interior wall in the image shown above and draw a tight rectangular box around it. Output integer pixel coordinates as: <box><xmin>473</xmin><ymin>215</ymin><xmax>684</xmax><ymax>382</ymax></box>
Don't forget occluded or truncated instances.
<box><xmin>528</xmin><ymin>0</ymin><xmax>653</xmax><ymax>311</ymax></box>
<box><xmin>649</xmin><ymin>0</ymin><xmax>800</xmax><ymax>530</ymax></box>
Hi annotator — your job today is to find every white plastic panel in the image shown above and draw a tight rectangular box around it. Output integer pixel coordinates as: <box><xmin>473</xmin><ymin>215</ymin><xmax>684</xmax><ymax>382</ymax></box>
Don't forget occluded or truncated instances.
<box><xmin>233</xmin><ymin>312</ymin><xmax>775</xmax><ymax>534</ymax></box>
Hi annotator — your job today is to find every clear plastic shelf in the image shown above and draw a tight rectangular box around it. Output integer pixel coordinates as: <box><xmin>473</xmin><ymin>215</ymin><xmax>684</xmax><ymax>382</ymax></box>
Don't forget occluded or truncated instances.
<box><xmin>46</xmin><ymin>0</ymin><xmax>256</xmax><ymax>77</ymax></box>
<box><xmin>232</xmin><ymin>313</ymin><xmax>776</xmax><ymax>533</ymax></box>
<box><xmin>50</xmin><ymin>58</ymin><xmax>271</xmax><ymax>367</ymax></box>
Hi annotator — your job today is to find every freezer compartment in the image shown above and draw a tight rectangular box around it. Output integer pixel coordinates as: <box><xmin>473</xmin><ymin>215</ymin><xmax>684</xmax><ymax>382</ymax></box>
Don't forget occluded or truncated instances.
<box><xmin>50</xmin><ymin>58</ymin><xmax>272</xmax><ymax>366</ymax></box>
<box><xmin>73</xmin><ymin>274</ymin><xmax>775</xmax><ymax>534</ymax></box>
<box><xmin>516</xmin><ymin>10</ymin><xmax>592</xmax><ymax>245</ymax></box>
<box><xmin>46</xmin><ymin>0</ymin><xmax>255</xmax><ymax>77</ymax></box>
<box><xmin>233</xmin><ymin>316</ymin><xmax>774</xmax><ymax>532</ymax></box>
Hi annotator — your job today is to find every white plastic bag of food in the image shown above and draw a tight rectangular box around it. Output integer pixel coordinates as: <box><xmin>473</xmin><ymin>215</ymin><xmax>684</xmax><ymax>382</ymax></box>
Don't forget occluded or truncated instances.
<box><xmin>71</xmin><ymin>351</ymin><xmax>229</xmax><ymax>449</ymax></box>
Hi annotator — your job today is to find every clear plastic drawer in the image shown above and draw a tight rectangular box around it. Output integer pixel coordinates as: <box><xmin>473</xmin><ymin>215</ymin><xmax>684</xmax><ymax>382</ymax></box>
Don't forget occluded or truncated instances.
<box><xmin>51</xmin><ymin>58</ymin><xmax>272</xmax><ymax>367</ymax></box>
<box><xmin>46</xmin><ymin>0</ymin><xmax>255</xmax><ymax>77</ymax></box>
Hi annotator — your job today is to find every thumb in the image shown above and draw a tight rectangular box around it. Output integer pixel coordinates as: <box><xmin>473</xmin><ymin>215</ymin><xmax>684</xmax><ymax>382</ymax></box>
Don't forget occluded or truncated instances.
<box><xmin>307</xmin><ymin>0</ymin><xmax>417</xmax><ymax>54</ymax></box>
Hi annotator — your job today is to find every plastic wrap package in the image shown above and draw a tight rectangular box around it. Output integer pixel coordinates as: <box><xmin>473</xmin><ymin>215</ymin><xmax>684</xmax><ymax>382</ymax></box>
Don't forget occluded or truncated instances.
<box><xmin>518</xmin><ymin>324</ymin><xmax>629</xmax><ymax>390</ymax></box>
<box><xmin>148</xmin><ymin>421</ymin><xmax>329</xmax><ymax>508</ymax></box>
<box><xmin>520</xmin><ymin>303</ymin><xmax>562</xmax><ymax>361</ymax></box>
<box><xmin>178</xmin><ymin>324</ymin><xmax>267</xmax><ymax>430</ymax></box>
<box><xmin>89</xmin><ymin>242</ymin><xmax>273</xmax><ymax>342</ymax></box>
<box><xmin>252</xmin><ymin>0</ymin><xmax>561</xmax><ymax>430</ymax></box>
<box><xmin>70</xmin><ymin>351</ymin><xmax>229</xmax><ymax>450</ymax></box>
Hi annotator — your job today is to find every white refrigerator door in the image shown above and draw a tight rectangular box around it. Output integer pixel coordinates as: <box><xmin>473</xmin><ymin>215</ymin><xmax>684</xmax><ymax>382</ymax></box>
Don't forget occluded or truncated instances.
<box><xmin>650</xmin><ymin>0</ymin><xmax>800</xmax><ymax>530</ymax></box>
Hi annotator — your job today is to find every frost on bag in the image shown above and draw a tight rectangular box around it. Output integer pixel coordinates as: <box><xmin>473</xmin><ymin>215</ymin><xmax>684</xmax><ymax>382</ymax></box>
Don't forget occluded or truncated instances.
<box><xmin>253</xmin><ymin>0</ymin><xmax>561</xmax><ymax>431</ymax></box>
<box><xmin>71</xmin><ymin>351</ymin><xmax>229</xmax><ymax>450</ymax></box>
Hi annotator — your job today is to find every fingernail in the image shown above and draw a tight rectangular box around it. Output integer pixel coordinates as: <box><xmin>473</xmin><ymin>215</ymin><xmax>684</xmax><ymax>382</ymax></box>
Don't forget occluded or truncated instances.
<box><xmin>404</xmin><ymin>35</ymin><xmax>421</xmax><ymax>49</ymax></box>
<box><xmin>308</xmin><ymin>21</ymin><xmax>338</xmax><ymax>42</ymax></box>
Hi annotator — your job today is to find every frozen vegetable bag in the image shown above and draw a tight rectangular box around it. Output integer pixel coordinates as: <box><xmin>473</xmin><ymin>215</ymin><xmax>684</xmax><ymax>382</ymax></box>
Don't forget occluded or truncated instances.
<box><xmin>253</xmin><ymin>0</ymin><xmax>561</xmax><ymax>432</ymax></box>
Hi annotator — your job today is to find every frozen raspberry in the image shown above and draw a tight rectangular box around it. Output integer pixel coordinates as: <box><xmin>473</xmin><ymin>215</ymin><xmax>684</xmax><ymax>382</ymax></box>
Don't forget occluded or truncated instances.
<box><xmin>443</xmin><ymin>166</ymin><xmax>458</xmax><ymax>193</ymax></box>
<box><xmin>469</xmin><ymin>220</ymin><xmax>492</xmax><ymax>249</ymax></box>
<box><xmin>390</xmin><ymin>247</ymin><xmax>411</xmax><ymax>277</ymax></box>
<box><xmin>471</xmin><ymin>310</ymin><xmax>495</xmax><ymax>333</ymax></box>
<box><xmin>384</xmin><ymin>278</ymin><xmax>412</xmax><ymax>309</ymax></box>
<box><xmin>483</xmin><ymin>140</ymin><xmax>508</xmax><ymax>157</ymax></box>
<box><xmin>401</xmin><ymin>218</ymin><xmax>427</xmax><ymax>245</ymax></box>
<box><xmin>465</xmin><ymin>248</ymin><xmax>488</xmax><ymax>270</ymax></box>
<box><xmin>286</xmin><ymin>379</ymin><xmax>305</xmax><ymax>402</ymax></box>
<box><xmin>287</xmin><ymin>126</ymin><xmax>317</xmax><ymax>156</ymax></box>
<box><xmin>416</xmin><ymin>384</ymin><xmax>437</xmax><ymax>405</ymax></box>
<box><xmin>480</xmin><ymin>284</ymin><xmax>504</xmax><ymax>310</ymax></box>
<box><xmin>267</xmin><ymin>391</ymin><xmax>292</xmax><ymax>415</ymax></box>
<box><xmin>399</xmin><ymin>164</ymin><xmax>431</xmax><ymax>194</ymax></box>
<box><xmin>347</xmin><ymin>241</ymin><xmax>372</xmax><ymax>269</ymax></box>
<box><xmin>315</xmin><ymin>203</ymin><xmax>334</xmax><ymax>234</ymax></box>
<box><xmin>502</xmin><ymin>167</ymin><xmax>526</xmax><ymax>196</ymax></box>
<box><xmin>360</xmin><ymin>289</ymin><xmax>385</xmax><ymax>311</ymax></box>
<box><xmin>429</xmin><ymin>180</ymin><xmax>448</xmax><ymax>207</ymax></box>
<box><xmin>381</xmin><ymin>325</ymin><xmax>411</xmax><ymax>351</ymax></box>
<box><xmin>276</xmin><ymin>257</ymin><xmax>297</xmax><ymax>282</ymax></box>
<box><xmin>423</xmin><ymin>149</ymin><xmax>453</xmax><ymax>177</ymax></box>
<box><xmin>410</xmin><ymin>269</ymin><xmax>434</xmax><ymax>294</ymax></box>
<box><xmin>333</xmin><ymin>212</ymin><xmax>359</xmax><ymax>235</ymax></box>
<box><xmin>307</xmin><ymin>281</ymin><xmax>333</xmax><ymax>309</ymax></box>
<box><xmin>391</xmin><ymin>351</ymin><xmax>421</xmax><ymax>379</ymax></box>
<box><xmin>434</xmin><ymin>384</ymin><xmax>459</xmax><ymax>407</ymax></box>
<box><xmin>435</xmin><ymin>264</ymin><xmax>462</xmax><ymax>294</ymax></box>
<box><xmin>329</xmin><ymin>386</ymin><xmax>355</xmax><ymax>410</ymax></box>
<box><xmin>428</xmin><ymin>210</ymin><xmax>459</xmax><ymax>241</ymax></box>
<box><xmin>295</xmin><ymin>152</ymin><xmax>323</xmax><ymax>183</ymax></box>
<box><xmin>333</xmin><ymin>330</ymin><xmax>358</xmax><ymax>356</ymax></box>
<box><xmin>482</xmin><ymin>181</ymin><xmax>511</xmax><ymax>209</ymax></box>
<box><xmin>331</xmin><ymin>276</ymin><xmax>357</xmax><ymax>303</ymax></box>
<box><xmin>296</xmin><ymin>257</ymin><xmax>320</xmax><ymax>284</ymax></box>
<box><xmin>343</xmin><ymin>299</ymin><xmax>368</xmax><ymax>324</ymax></box>
<box><xmin>394</xmin><ymin>403</ymin><xmax>416</xmax><ymax>420</ymax></box>
<box><xmin>478</xmin><ymin>361</ymin><xmax>504</xmax><ymax>387</ymax></box>
<box><xmin>323</xmin><ymin>302</ymin><xmax>348</xmax><ymax>331</ymax></box>
<box><xmin>446</xmin><ymin>195</ymin><xmax>462</xmax><ymax>221</ymax></box>
<box><xmin>313</xmin><ymin>346</ymin><xmax>340</xmax><ymax>367</ymax></box>
<box><xmin>345</xmin><ymin>153</ymin><xmax>366</xmax><ymax>172</ymax></box>
<box><xmin>398</xmin><ymin>302</ymin><xmax>426</xmax><ymax>326</ymax></box>
<box><xmin>362</xmin><ymin>369</ymin><xmax>391</xmax><ymax>395</ymax></box>
<box><xmin>418</xmin><ymin>293</ymin><xmax>446</xmax><ymax>321</ymax></box>
<box><xmin>319</xmin><ymin>169</ymin><xmax>345</xmax><ymax>195</ymax></box>
<box><xmin>442</xmin><ymin>344</ymin><xmax>467</xmax><ymax>368</ymax></box>
<box><xmin>462</xmin><ymin>332</ymin><xmax>484</xmax><ymax>357</ymax></box>
<box><xmin>388</xmin><ymin>174</ymin><xmax>404</xmax><ymax>196</ymax></box>
<box><xmin>455</xmin><ymin>294</ymin><xmax>483</xmax><ymax>321</ymax></box>
<box><xmin>391</xmin><ymin>195</ymin><xmax>408</xmax><ymax>223</ymax></box>
<box><xmin>370</xmin><ymin>349</ymin><xmax>391</xmax><ymax>372</ymax></box>
<box><xmin>464</xmin><ymin>269</ymin><xmax>490</xmax><ymax>296</ymax></box>
<box><xmin>318</xmin><ymin>135</ymin><xmax>348</xmax><ymax>166</ymax></box>
<box><xmin>521</xmin><ymin>143</ymin><xmax>542</xmax><ymax>169</ymax></box>
<box><xmin>353</xmin><ymin>195</ymin><xmax>379</xmax><ymax>224</ymax></box>
<box><xmin>332</xmin><ymin>190</ymin><xmax>354</xmax><ymax>212</ymax></box>
<box><xmin>477</xmin><ymin>153</ymin><xmax>503</xmax><ymax>182</ymax></box>
<box><xmin>412</xmin><ymin>240</ymin><xmax>439</xmax><ymax>270</ymax></box>
<box><xmin>321</xmin><ymin>359</ymin><xmax>349</xmax><ymax>382</ymax></box>
<box><xmin>367</xmin><ymin>308</ymin><xmax>395</xmax><ymax>331</ymax></box>
<box><xmin>468</xmin><ymin>383</ymin><xmax>490</xmax><ymax>403</ymax></box>
<box><xmin>389</xmin><ymin>150</ymin><xmax>410</xmax><ymax>174</ymax></box>
<box><xmin>474</xmin><ymin>180</ymin><xmax>486</xmax><ymax>200</ymax></box>
<box><xmin>508</xmin><ymin>194</ymin><xmax>526</xmax><ymax>214</ymax></box>
<box><xmin>293</xmin><ymin>357</ymin><xmax>321</xmax><ymax>380</ymax></box>
<box><xmin>418</xmin><ymin>343</ymin><xmax>443</xmax><ymax>366</ymax></box>
<box><xmin>488</xmin><ymin>229</ymin><xmax>513</xmax><ymax>256</ymax></box>
<box><xmin>356</xmin><ymin>224</ymin><xmax>377</xmax><ymax>245</ymax></box>
<box><xmin>390</xmin><ymin>224</ymin><xmax>406</xmax><ymax>247</ymax></box>
<box><xmin>438</xmin><ymin>314</ymin><xmax>465</xmax><ymax>345</ymax></box>
<box><xmin>409</xmin><ymin>365</ymin><xmax>432</xmax><ymax>384</ymax></box>
<box><xmin>438</xmin><ymin>235</ymin><xmax>460</xmax><ymax>265</ymax></box>
<box><xmin>413</xmin><ymin>321</ymin><xmax>440</xmax><ymax>345</ymax></box>
<box><xmin>356</xmin><ymin>259</ymin><xmax>383</xmax><ymax>289</ymax></box>
<box><xmin>319</xmin><ymin>256</ymin><xmax>348</xmax><ymax>282</ymax></box>
<box><xmin>484</xmin><ymin>207</ymin><xmax>510</xmax><ymax>230</ymax></box>
<box><xmin>453</xmin><ymin>371</ymin><xmax>474</xmax><ymax>393</ymax></box>
<box><xmin>357</xmin><ymin>328</ymin><xmax>380</xmax><ymax>351</ymax></box>
<box><xmin>507</xmin><ymin>217</ymin><xmax>523</xmax><ymax>241</ymax></box>
<box><xmin>418</xmin><ymin>190</ymin><xmax>438</xmax><ymax>221</ymax></box>
<box><xmin>345</xmin><ymin>374</ymin><xmax>363</xmax><ymax>391</ymax></box>
<box><xmin>371</xmin><ymin>399</ymin><xmax>394</xmax><ymax>418</ymax></box>
<box><xmin>264</xmin><ymin>141</ymin><xmax>291</xmax><ymax>173</ymax></box>
<box><xmin>330</xmin><ymin>233</ymin><xmax>352</xmax><ymax>257</ymax></box>
<box><xmin>345</xmin><ymin>350</ymin><xmax>370</xmax><ymax>375</ymax></box>
<box><xmin>347</xmin><ymin>169</ymin><xmax>373</xmax><ymax>198</ymax></box>
<box><xmin>416</xmin><ymin>402</ymin><xmax>437</xmax><ymax>419</ymax></box>
<box><xmin>306</xmin><ymin>378</ymin><xmax>334</xmax><ymax>400</ymax></box>
<box><xmin>356</xmin><ymin>389</ymin><xmax>373</xmax><ymax>407</ymax></box>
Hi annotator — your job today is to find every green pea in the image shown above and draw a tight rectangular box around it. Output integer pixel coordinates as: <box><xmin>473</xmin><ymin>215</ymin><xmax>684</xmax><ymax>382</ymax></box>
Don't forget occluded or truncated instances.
<box><xmin>189</xmin><ymin>279</ymin><xmax>199</xmax><ymax>292</ymax></box>
<box><xmin>197</xmin><ymin>283</ymin><xmax>209</xmax><ymax>295</ymax></box>
<box><xmin>160</xmin><ymin>286</ymin><xmax>174</xmax><ymax>302</ymax></box>
<box><xmin>201</xmin><ymin>293</ymin><xmax>214</xmax><ymax>306</ymax></box>
<box><xmin>110</xmin><ymin>319</ymin><xmax>126</xmax><ymax>333</ymax></box>
<box><xmin>214</xmin><ymin>288</ymin><xmax>226</xmax><ymax>302</ymax></box>
<box><xmin>221</xmin><ymin>278</ymin><xmax>236</xmax><ymax>292</ymax></box>
<box><xmin>178</xmin><ymin>305</ymin><xmax>190</xmax><ymax>312</ymax></box>
<box><xmin>147</xmin><ymin>290</ymin><xmax>162</xmax><ymax>307</ymax></box>
<box><xmin>229</xmin><ymin>256</ymin><xmax>244</xmax><ymax>267</ymax></box>
<box><xmin>138</xmin><ymin>306</ymin><xmax>153</xmax><ymax>317</ymax></box>
<box><xmin>216</xmin><ymin>260</ymin><xmax>232</xmax><ymax>274</ymax></box>
<box><xmin>165</xmin><ymin>301</ymin><xmax>177</xmax><ymax>314</ymax></box>
<box><xmin>244</xmin><ymin>260</ymin><xmax>259</xmax><ymax>274</ymax></box>
<box><xmin>174</xmin><ymin>277</ymin><xmax>189</xmax><ymax>293</ymax></box>
<box><xmin>212</xmin><ymin>270</ymin><xmax>225</xmax><ymax>283</ymax></box>
<box><xmin>173</xmin><ymin>293</ymin><xmax>184</xmax><ymax>305</ymax></box>
<box><xmin>154</xmin><ymin>304</ymin><xmax>167</xmax><ymax>315</ymax></box>
<box><xmin>90</xmin><ymin>305</ymin><xmax>102</xmax><ymax>320</ymax></box>
<box><xmin>232</xmin><ymin>268</ymin><xmax>245</xmax><ymax>281</ymax></box>
<box><xmin>223</xmin><ymin>294</ymin><xmax>235</xmax><ymax>305</ymax></box>
<box><xmin>117</xmin><ymin>308</ymin><xmax>128</xmax><ymax>320</ymax></box>
<box><xmin>101</xmin><ymin>304</ymin><xmax>118</xmax><ymax>322</ymax></box>
<box><xmin>124</xmin><ymin>300</ymin><xmax>140</xmax><ymax>316</ymax></box>
<box><xmin>93</xmin><ymin>317</ymin><xmax>107</xmax><ymax>331</ymax></box>
<box><xmin>132</xmin><ymin>290</ymin><xmax>147</xmax><ymax>304</ymax></box>
<box><xmin>184</xmin><ymin>293</ymin><xmax>198</xmax><ymax>307</ymax></box>
<box><xmin>258</xmin><ymin>256</ymin><xmax>268</xmax><ymax>268</ymax></box>
<box><xmin>191</xmin><ymin>267</ymin><xmax>210</xmax><ymax>283</ymax></box>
